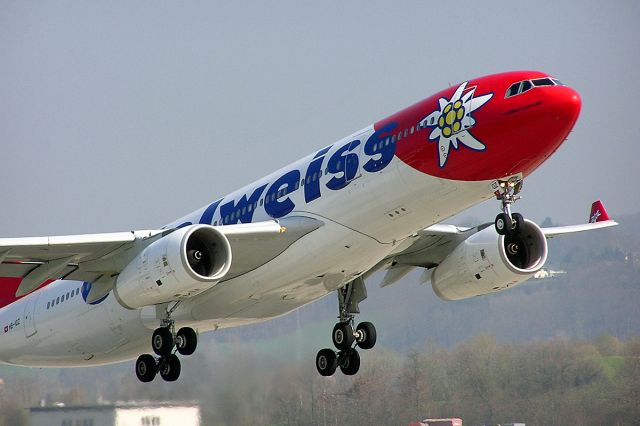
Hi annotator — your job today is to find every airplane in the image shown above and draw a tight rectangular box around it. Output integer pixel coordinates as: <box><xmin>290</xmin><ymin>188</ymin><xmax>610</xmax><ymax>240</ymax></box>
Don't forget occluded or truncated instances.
<box><xmin>0</xmin><ymin>71</ymin><xmax>618</xmax><ymax>382</ymax></box>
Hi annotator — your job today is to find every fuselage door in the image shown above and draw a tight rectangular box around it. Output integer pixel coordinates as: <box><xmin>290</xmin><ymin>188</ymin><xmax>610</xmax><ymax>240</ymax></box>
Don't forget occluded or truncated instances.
<box><xmin>345</xmin><ymin>138</ymin><xmax>363</xmax><ymax>183</ymax></box>
<box><xmin>23</xmin><ymin>294</ymin><xmax>39</xmax><ymax>338</ymax></box>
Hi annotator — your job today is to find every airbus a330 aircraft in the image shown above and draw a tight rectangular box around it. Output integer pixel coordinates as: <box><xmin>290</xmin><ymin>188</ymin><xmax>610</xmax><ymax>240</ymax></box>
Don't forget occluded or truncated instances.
<box><xmin>0</xmin><ymin>71</ymin><xmax>617</xmax><ymax>382</ymax></box>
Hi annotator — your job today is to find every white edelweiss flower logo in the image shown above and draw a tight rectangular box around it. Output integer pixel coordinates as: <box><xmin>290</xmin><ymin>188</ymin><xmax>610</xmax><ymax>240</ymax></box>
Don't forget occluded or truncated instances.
<box><xmin>419</xmin><ymin>82</ymin><xmax>493</xmax><ymax>168</ymax></box>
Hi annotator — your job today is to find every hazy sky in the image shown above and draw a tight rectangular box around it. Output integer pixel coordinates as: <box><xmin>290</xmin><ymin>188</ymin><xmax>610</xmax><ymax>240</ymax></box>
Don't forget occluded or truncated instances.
<box><xmin>1</xmin><ymin>1</ymin><xmax>638</xmax><ymax>237</ymax></box>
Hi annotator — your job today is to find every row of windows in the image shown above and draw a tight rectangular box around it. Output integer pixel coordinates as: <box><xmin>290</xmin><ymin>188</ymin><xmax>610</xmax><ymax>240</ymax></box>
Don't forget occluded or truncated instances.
<box><xmin>213</xmin><ymin>125</ymin><xmax>421</xmax><ymax>226</ymax></box>
<box><xmin>505</xmin><ymin>77</ymin><xmax>563</xmax><ymax>98</ymax></box>
<box><xmin>46</xmin><ymin>287</ymin><xmax>81</xmax><ymax>310</ymax></box>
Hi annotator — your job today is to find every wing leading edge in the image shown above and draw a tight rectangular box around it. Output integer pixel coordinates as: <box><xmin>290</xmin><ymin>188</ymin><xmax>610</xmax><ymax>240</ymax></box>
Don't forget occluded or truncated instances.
<box><xmin>371</xmin><ymin>200</ymin><xmax>618</xmax><ymax>289</ymax></box>
<box><xmin>0</xmin><ymin>217</ymin><xmax>323</xmax><ymax>304</ymax></box>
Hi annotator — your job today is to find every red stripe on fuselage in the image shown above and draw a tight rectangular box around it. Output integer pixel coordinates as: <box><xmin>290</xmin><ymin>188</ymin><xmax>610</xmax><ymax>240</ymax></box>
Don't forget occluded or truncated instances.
<box><xmin>0</xmin><ymin>277</ymin><xmax>54</xmax><ymax>309</ymax></box>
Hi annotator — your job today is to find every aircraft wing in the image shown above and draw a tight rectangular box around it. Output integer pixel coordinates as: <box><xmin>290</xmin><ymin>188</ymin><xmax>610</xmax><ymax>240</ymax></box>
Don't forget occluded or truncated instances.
<box><xmin>372</xmin><ymin>200</ymin><xmax>618</xmax><ymax>288</ymax></box>
<box><xmin>0</xmin><ymin>216</ymin><xmax>322</xmax><ymax>299</ymax></box>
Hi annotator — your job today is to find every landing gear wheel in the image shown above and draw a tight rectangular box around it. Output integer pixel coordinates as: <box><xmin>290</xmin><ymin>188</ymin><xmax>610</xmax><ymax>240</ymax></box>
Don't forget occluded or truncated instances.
<box><xmin>332</xmin><ymin>322</ymin><xmax>355</xmax><ymax>351</ymax></box>
<box><xmin>152</xmin><ymin>327</ymin><xmax>174</xmax><ymax>356</ymax></box>
<box><xmin>159</xmin><ymin>354</ymin><xmax>181</xmax><ymax>382</ymax></box>
<box><xmin>316</xmin><ymin>348</ymin><xmax>338</xmax><ymax>376</ymax></box>
<box><xmin>495</xmin><ymin>213</ymin><xmax>512</xmax><ymax>236</ymax></box>
<box><xmin>339</xmin><ymin>349</ymin><xmax>361</xmax><ymax>376</ymax></box>
<box><xmin>356</xmin><ymin>322</ymin><xmax>377</xmax><ymax>350</ymax></box>
<box><xmin>135</xmin><ymin>354</ymin><xmax>157</xmax><ymax>383</ymax></box>
<box><xmin>175</xmin><ymin>327</ymin><xmax>198</xmax><ymax>356</ymax></box>
<box><xmin>511</xmin><ymin>213</ymin><xmax>524</xmax><ymax>233</ymax></box>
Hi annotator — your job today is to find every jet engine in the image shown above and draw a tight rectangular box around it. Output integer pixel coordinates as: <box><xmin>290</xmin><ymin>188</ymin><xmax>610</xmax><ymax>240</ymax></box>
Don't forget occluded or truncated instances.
<box><xmin>431</xmin><ymin>219</ymin><xmax>547</xmax><ymax>301</ymax></box>
<box><xmin>114</xmin><ymin>224</ymin><xmax>232</xmax><ymax>309</ymax></box>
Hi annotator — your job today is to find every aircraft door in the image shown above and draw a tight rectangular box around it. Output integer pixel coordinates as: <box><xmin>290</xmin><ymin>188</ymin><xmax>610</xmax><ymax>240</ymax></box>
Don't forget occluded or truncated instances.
<box><xmin>343</xmin><ymin>135</ymin><xmax>365</xmax><ymax>184</ymax></box>
<box><xmin>23</xmin><ymin>294</ymin><xmax>39</xmax><ymax>338</ymax></box>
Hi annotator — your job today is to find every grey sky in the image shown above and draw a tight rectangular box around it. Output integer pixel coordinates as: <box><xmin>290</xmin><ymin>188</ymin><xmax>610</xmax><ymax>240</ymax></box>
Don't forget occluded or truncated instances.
<box><xmin>1</xmin><ymin>1</ymin><xmax>638</xmax><ymax>237</ymax></box>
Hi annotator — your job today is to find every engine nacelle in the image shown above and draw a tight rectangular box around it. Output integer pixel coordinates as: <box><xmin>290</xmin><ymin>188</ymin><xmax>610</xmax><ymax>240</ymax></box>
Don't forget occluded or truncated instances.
<box><xmin>431</xmin><ymin>219</ymin><xmax>548</xmax><ymax>301</ymax></box>
<box><xmin>113</xmin><ymin>224</ymin><xmax>232</xmax><ymax>309</ymax></box>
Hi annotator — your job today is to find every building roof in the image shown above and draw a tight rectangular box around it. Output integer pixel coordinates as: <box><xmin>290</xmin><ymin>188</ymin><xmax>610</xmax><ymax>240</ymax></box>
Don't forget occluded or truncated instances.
<box><xmin>29</xmin><ymin>401</ymin><xmax>199</xmax><ymax>412</ymax></box>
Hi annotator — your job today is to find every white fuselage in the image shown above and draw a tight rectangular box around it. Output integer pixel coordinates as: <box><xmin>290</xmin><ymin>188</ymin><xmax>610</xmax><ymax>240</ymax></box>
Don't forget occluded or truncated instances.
<box><xmin>0</xmin><ymin>124</ymin><xmax>496</xmax><ymax>367</ymax></box>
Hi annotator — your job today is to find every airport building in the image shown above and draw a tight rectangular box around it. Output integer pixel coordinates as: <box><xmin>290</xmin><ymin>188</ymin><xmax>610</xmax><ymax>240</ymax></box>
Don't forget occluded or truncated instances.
<box><xmin>29</xmin><ymin>401</ymin><xmax>200</xmax><ymax>426</ymax></box>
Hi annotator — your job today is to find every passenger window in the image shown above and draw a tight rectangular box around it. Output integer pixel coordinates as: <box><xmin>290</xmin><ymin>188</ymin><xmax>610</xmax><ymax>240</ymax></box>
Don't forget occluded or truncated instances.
<box><xmin>47</xmin><ymin>301</ymin><xmax>50</xmax><ymax>309</ymax></box>
<box><xmin>259</xmin><ymin>198</ymin><xmax>263</xmax><ymax>206</ymax></box>
<box><xmin>76</xmin><ymin>288</ymin><xmax>80</xmax><ymax>295</ymax></box>
<box><xmin>391</xmin><ymin>135</ymin><xmax>396</xmax><ymax>144</ymax></box>
<box><xmin>300</xmin><ymin>179</ymin><xmax>304</xmax><ymax>187</ymax></box>
<box><xmin>397</xmin><ymin>132</ymin><xmax>402</xmax><ymax>141</ymax></box>
<box><xmin>56</xmin><ymin>297</ymin><xmax>60</xmax><ymax>304</ymax></box>
<box><xmin>66</xmin><ymin>292</ymin><xmax>69</xmax><ymax>300</ymax></box>
<box><xmin>213</xmin><ymin>220</ymin><xmax>218</xmax><ymax>226</ymax></box>
<box><xmin>241</xmin><ymin>207</ymin><xmax>246</xmax><ymax>215</ymax></box>
<box><xmin>404</xmin><ymin>129</ymin><xmax>408</xmax><ymax>137</ymax></box>
<box><xmin>410</xmin><ymin>126</ymin><xmax>415</xmax><ymax>134</ymax></box>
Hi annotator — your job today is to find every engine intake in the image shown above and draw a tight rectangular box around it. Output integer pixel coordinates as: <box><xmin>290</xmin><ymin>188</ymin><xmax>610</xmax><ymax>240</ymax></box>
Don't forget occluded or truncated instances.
<box><xmin>114</xmin><ymin>224</ymin><xmax>232</xmax><ymax>309</ymax></box>
<box><xmin>431</xmin><ymin>219</ymin><xmax>547</xmax><ymax>301</ymax></box>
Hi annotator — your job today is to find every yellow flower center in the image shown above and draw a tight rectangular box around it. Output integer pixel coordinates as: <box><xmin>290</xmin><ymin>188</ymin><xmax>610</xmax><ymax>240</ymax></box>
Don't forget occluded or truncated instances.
<box><xmin>437</xmin><ymin>101</ymin><xmax>466</xmax><ymax>137</ymax></box>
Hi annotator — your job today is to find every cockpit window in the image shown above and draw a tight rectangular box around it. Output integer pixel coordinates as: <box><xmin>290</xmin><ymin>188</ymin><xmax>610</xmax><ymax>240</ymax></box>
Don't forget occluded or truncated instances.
<box><xmin>532</xmin><ymin>77</ymin><xmax>554</xmax><ymax>87</ymax></box>
<box><xmin>507</xmin><ymin>82</ymin><xmax>521</xmax><ymax>97</ymax></box>
<box><xmin>505</xmin><ymin>76</ymin><xmax>559</xmax><ymax>98</ymax></box>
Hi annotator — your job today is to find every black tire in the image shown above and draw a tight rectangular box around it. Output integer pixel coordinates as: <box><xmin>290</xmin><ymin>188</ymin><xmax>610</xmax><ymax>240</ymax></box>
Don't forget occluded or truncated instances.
<box><xmin>495</xmin><ymin>213</ymin><xmax>512</xmax><ymax>235</ymax></box>
<box><xmin>332</xmin><ymin>322</ymin><xmax>354</xmax><ymax>351</ymax></box>
<box><xmin>339</xmin><ymin>349</ymin><xmax>360</xmax><ymax>376</ymax></box>
<box><xmin>316</xmin><ymin>348</ymin><xmax>337</xmax><ymax>376</ymax></box>
<box><xmin>152</xmin><ymin>327</ymin><xmax>174</xmax><ymax>356</ymax></box>
<box><xmin>356</xmin><ymin>322</ymin><xmax>377</xmax><ymax>350</ymax></box>
<box><xmin>176</xmin><ymin>327</ymin><xmax>198</xmax><ymax>356</ymax></box>
<box><xmin>511</xmin><ymin>213</ymin><xmax>524</xmax><ymax>233</ymax></box>
<box><xmin>159</xmin><ymin>354</ymin><xmax>181</xmax><ymax>382</ymax></box>
<box><xmin>135</xmin><ymin>354</ymin><xmax>157</xmax><ymax>383</ymax></box>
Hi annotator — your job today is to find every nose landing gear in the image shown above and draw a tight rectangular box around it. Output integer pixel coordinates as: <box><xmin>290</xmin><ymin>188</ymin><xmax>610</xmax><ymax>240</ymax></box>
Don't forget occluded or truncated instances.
<box><xmin>315</xmin><ymin>277</ymin><xmax>377</xmax><ymax>377</ymax></box>
<box><xmin>492</xmin><ymin>177</ymin><xmax>524</xmax><ymax>235</ymax></box>
<box><xmin>134</xmin><ymin>304</ymin><xmax>198</xmax><ymax>383</ymax></box>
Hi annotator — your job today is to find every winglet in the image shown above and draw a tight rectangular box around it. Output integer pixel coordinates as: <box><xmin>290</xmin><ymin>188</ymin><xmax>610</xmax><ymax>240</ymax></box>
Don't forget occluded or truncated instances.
<box><xmin>589</xmin><ymin>200</ymin><xmax>610</xmax><ymax>223</ymax></box>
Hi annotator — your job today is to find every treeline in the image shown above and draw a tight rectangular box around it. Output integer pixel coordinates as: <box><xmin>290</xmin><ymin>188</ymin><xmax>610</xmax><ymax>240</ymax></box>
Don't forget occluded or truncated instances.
<box><xmin>1</xmin><ymin>335</ymin><xmax>638</xmax><ymax>426</ymax></box>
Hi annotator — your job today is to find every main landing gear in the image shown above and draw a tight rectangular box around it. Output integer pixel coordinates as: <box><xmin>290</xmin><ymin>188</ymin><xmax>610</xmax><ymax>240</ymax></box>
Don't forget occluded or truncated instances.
<box><xmin>135</xmin><ymin>307</ymin><xmax>198</xmax><ymax>383</ymax></box>
<box><xmin>493</xmin><ymin>177</ymin><xmax>525</xmax><ymax>236</ymax></box>
<box><xmin>315</xmin><ymin>277</ymin><xmax>377</xmax><ymax>377</ymax></box>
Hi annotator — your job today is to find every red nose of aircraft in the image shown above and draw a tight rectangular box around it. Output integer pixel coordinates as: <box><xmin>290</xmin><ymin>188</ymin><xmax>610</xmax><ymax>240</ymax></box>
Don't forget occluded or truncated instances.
<box><xmin>383</xmin><ymin>71</ymin><xmax>583</xmax><ymax>182</ymax></box>
<box><xmin>440</xmin><ymin>72</ymin><xmax>583</xmax><ymax>180</ymax></box>
<box><xmin>504</xmin><ymin>83</ymin><xmax>582</xmax><ymax>178</ymax></box>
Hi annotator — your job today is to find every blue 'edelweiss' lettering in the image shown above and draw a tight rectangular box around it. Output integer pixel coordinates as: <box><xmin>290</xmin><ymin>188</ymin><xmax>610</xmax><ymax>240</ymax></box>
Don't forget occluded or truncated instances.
<box><xmin>265</xmin><ymin>170</ymin><xmax>301</xmax><ymax>219</ymax></box>
<box><xmin>220</xmin><ymin>184</ymin><xmax>267</xmax><ymax>224</ymax></box>
<box><xmin>326</xmin><ymin>140</ymin><xmax>361</xmax><ymax>191</ymax></box>
<box><xmin>363</xmin><ymin>122</ymin><xmax>397</xmax><ymax>172</ymax></box>
<box><xmin>304</xmin><ymin>145</ymin><xmax>332</xmax><ymax>203</ymax></box>
<box><xmin>194</xmin><ymin>123</ymin><xmax>398</xmax><ymax>227</ymax></box>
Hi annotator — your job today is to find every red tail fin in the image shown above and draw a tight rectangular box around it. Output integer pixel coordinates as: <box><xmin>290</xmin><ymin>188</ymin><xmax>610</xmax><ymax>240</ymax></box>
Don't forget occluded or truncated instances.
<box><xmin>0</xmin><ymin>277</ymin><xmax>54</xmax><ymax>309</ymax></box>
<box><xmin>589</xmin><ymin>200</ymin><xmax>610</xmax><ymax>223</ymax></box>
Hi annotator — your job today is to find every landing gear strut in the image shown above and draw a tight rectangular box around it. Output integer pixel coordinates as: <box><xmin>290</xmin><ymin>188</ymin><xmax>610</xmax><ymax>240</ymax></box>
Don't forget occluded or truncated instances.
<box><xmin>492</xmin><ymin>177</ymin><xmax>524</xmax><ymax>235</ymax></box>
<box><xmin>316</xmin><ymin>277</ymin><xmax>377</xmax><ymax>377</ymax></box>
<box><xmin>134</xmin><ymin>303</ymin><xmax>198</xmax><ymax>383</ymax></box>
